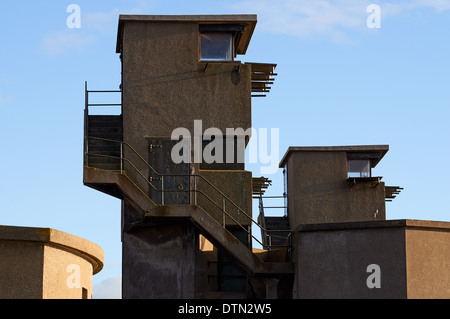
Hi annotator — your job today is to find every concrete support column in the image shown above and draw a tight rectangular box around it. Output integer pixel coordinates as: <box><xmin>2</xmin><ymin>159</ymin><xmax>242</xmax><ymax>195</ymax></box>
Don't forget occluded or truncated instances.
<box><xmin>264</xmin><ymin>277</ymin><xmax>280</xmax><ymax>299</ymax></box>
<box><xmin>122</xmin><ymin>221</ymin><xmax>197</xmax><ymax>299</ymax></box>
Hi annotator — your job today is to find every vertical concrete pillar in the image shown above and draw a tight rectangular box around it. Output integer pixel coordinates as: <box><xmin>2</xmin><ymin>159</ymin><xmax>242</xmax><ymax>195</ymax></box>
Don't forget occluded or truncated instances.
<box><xmin>122</xmin><ymin>221</ymin><xmax>197</xmax><ymax>299</ymax></box>
<box><xmin>264</xmin><ymin>277</ymin><xmax>280</xmax><ymax>299</ymax></box>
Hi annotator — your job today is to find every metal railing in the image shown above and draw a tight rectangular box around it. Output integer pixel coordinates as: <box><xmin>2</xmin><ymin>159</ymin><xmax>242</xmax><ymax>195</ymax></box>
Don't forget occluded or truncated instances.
<box><xmin>85</xmin><ymin>136</ymin><xmax>292</xmax><ymax>250</ymax></box>
<box><xmin>83</xmin><ymin>83</ymin><xmax>291</xmax><ymax>251</ymax></box>
<box><xmin>256</xmin><ymin>195</ymin><xmax>287</xmax><ymax>217</ymax></box>
<box><xmin>84</xmin><ymin>81</ymin><xmax>121</xmax><ymax>115</ymax></box>
<box><xmin>256</xmin><ymin>195</ymin><xmax>290</xmax><ymax>249</ymax></box>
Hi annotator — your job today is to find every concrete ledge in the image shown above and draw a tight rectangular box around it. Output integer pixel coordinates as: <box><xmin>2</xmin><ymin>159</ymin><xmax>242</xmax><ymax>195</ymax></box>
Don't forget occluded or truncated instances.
<box><xmin>0</xmin><ymin>225</ymin><xmax>104</xmax><ymax>274</ymax></box>
<box><xmin>296</xmin><ymin>219</ymin><xmax>450</xmax><ymax>233</ymax></box>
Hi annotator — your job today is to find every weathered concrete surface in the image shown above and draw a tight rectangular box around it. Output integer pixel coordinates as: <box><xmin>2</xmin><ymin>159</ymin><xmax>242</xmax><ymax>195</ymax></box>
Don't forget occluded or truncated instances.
<box><xmin>198</xmin><ymin>170</ymin><xmax>252</xmax><ymax>227</ymax></box>
<box><xmin>145</xmin><ymin>205</ymin><xmax>294</xmax><ymax>277</ymax></box>
<box><xmin>405</xmin><ymin>220</ymin><xmax>450</xmax><ymax>298</ymax></box>
<box><xmin>117</xmin><ymin>18</ymin><xmax>256</xmax><ymax>259</ymax></box>
<box><xmin>293</xmin><ymin>219</ymin><xmax>450</xmax><ymax>299</ymax></box>
<box><xmin>0</xmin><ymin>225</ymin><xmax>104</xmax><ymax>299</ymax></box>
<box><xmin>122</xmin><ymin>205</ymin><xmax>294</xmax><ymax>299</ymax></box>
<box><xmin>84</xmin><ymin>166</ymin><xmax>156</xmax><ymax>217</ymax></box>
<box><xmin>120</xmin><ymin>20</ymin><xmax>252</xmax><ymax>168</ymax></box>
<box><xmin>122</xmin><ymin>222</ymin><xmax>197</xmax><ymax>299</ymax></box>
<box><xmin>281</xmin><ymin>148</ymin><xmax>387</xmax><ymax>229</ymax></box>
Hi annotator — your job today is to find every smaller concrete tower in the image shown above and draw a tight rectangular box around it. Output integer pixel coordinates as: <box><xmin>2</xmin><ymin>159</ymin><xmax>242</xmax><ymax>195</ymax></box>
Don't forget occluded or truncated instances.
<box><xmin>279</xmin><ymin>145</ymin><xmax>399</xmax><ymax>228</ymax></box>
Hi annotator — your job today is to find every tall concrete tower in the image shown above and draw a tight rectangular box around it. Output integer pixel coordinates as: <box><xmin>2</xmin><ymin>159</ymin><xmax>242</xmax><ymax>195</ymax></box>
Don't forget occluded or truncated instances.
<box><xmin>83</xmin><ymin>14</ymin><xmax>293</xmax><ymax>299</ymax></box>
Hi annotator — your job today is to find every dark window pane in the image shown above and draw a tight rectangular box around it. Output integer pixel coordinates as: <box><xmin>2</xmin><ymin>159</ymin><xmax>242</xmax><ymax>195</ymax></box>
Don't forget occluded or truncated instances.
<box><xmin>348</xmin><ymin>159</ymin><xmax>371</xmax><ymax>178</ymax></box>
<box><xmin>200</xmin><ymin>32</ymin><xmax>233</xmax><ymax>61</ymax></box>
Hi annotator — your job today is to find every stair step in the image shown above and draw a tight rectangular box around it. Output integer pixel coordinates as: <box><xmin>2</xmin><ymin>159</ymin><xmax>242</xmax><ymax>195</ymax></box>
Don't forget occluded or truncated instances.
<box><xmin>87</xmin><ymin>147</ymin><xmax>121</xmax><ymax>153</ymax></box>
<box><xmin>87</xmin><ymin>160</ymin><xmax>121</xmax><ymax>167</ymax></box>
<box><xmin>87</xmin><ymin>162</ymin><xmax>121</xmax><ymax>170</ymax></box>
<box><xmin>88</xmin><ymin>133</ymin><xmax>123</xmax><ymax>140</ymax></box>
<box><xmin>88</xmin><ymin>126</ymin><xmax>123</xmax><ymax>133</ymax></box>
<box><xmin>87</xmin><ymin>146</ymin><xmax>121</xmax><ymax>154</ymax></box>
<box><xmin>88</xmin><ymin>139</ymin><xmax>122</xmax><ymax>146</ymax></box>
<box><xmin>264</xmin><ymin>217</ymin><xmax>290</xmax><ymax>230</ymax></box>
<box><xmin>88</xmin><ymin>152</ymin><xmax>120</xmax><ymax>162</ymax></box>
<box><xmin>260</xmin><ymin>217</ymin><xmax>291</xmax><ymax>247</ymax></box>
<box><xmin>88</xmin><ymin>117</ymin><xmax>123</xmax><ymax>128</ymax></box>
<box><xmin>87</xmin><ymin>123</ymin><xmax>122</xmax><ymax>128</ymax></box>
<box><xmin>87</xmin><ymin>124</ymin><xmax>122</xmax><ymax>131</ymax></box>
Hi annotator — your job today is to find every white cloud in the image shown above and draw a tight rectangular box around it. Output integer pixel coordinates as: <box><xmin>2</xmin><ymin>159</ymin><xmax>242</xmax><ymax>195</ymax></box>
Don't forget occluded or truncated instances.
<box><xmin>40</xmin><ymin>7</ymin><xmax>119</xmax><ymax>56</ymax></box>
<box><xmin>411</xmin><ymin>0</ymin><xmax>450</xmax><ymax>12</ymax></box>
<box><xmin>39</xmin><ymin>2</ymin><xmax>155</xmax><ymax>56</ymax></box>
<box><xmin>40</xmin><ymin>30</ymin><xmax>96</xmax><ymax>56</ymax></box>
<box><xmin>92</xmin><ymin>276</ymin><xmax>121</xmax><ymax>299</ymax></box>
<box><xmin>380</xmin><ymin>0</ymin><xmax>450</xmax><ymax>17</ymax></box>
<box><xmin>231</xmin><ymin>0</ymin><xmax>450</xmax><ymax>42</ymax></box>
<box><xmin>81</xmin><ymin>1</ymin><xmax>157</xmax><ymax>34</ymax></box>
<box><xmin>231</xmin><ymin>0</ymin><xmax>370</xmax><ymax>42</ymax></box>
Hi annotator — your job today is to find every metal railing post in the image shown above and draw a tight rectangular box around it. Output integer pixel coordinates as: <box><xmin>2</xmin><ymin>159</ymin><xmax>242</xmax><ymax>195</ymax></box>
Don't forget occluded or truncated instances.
<box><xmin>222</xmin><ymin>197</ymin><xmax>226</xmax><ymax>227</ymax></box>
<box><xmin>161</xmin><ymin>175</ymin><xmax>165</xmax><ymax>205</ymax></box>
<box><xmin>120</xmin><ymin>142</ymin><xmax>123</xmax><ymax>173</ymax></box>
<box><xmin>194</xmin><ymin>176</ymin><xmax>197</xmax><ymax>205</ymax></box>
<box><xmin>84</xmin><ymin>81</ymin><xmax>89</xmax><ymax>167</ymax></box>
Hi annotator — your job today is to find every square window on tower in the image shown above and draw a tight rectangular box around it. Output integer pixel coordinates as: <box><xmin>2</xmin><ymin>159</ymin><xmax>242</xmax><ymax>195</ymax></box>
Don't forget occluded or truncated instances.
<box><xmin>347</xmin><ymin>159</ymin><xmax>371</xmax><ymax>178</ymax></box>
<box><xmin>200</xmin><ymin>32</ymin><xmax>234</xmax><ymax>61</ymax></box>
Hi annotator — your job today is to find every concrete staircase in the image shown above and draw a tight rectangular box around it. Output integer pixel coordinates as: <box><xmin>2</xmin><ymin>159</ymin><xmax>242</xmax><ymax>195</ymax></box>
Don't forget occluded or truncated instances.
<box><xmin>83</xmin><ymin>166</ymin><xmax>293</xmax><ymax>277</ymax></box>
<box><xmin>260</xmin><ymin>216</ymin><xmax>291</xmax><ymax>248</ymax></box>
<box><xmin>83</xmin><ymin>110</ymin><xmax>294</xmax><ymax>296</ymax></box>
<box><xmin>83</xmin><ymin>166</ymin><xmax>156</xmax><ymax>216</ymax></box>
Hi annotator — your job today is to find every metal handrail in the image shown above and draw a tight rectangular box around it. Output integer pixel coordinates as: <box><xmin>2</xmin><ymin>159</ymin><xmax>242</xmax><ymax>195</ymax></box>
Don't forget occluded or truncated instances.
<box><xmin>256</xmin><ymin>194</ymin><xmax>292</xmax><ymax>251</ymax></box>
<box><xmin>85</xmin><ymin>136</ymin><xmax>291</xmax><ymax>249</ymax></box>
<box><xmin>83</xmin><ymin>82</ymin><xmax>291</xmax><ymax>250</ymax></box>
<box><xmin>84</xmin><ymin>81</ymin><xmax>121</xmax><ymax>116</ymax></box>
<box><xmin>86</xmin><ymin>136</ymin><xmax>252</xmax><ymax>216</ymax></box>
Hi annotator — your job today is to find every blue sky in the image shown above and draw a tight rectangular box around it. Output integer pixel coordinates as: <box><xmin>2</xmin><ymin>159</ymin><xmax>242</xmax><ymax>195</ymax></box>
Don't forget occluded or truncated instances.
<box><xmin>1</xmin><ymin>0</ymin><xmax>449</xmax><ymax>298</ymax></box>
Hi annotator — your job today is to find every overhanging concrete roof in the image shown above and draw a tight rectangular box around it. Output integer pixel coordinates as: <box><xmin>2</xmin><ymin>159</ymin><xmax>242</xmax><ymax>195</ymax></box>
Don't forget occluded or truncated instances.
<box><xmin>116</xmin><ymin>14</ymin><xmax>257</xmax><ymax>54</ymax></box>
<box><xmin>279</xmin><ymin>145</ymin><xmax>389</xmax><ymax>168</ymax></box>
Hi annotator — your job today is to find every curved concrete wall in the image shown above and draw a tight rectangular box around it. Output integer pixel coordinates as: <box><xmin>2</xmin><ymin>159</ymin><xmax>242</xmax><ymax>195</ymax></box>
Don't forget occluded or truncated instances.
<box><xmin>0</xmin><ymin>225</ymin><xmax>104</xmax><ymax>299</ymax></box>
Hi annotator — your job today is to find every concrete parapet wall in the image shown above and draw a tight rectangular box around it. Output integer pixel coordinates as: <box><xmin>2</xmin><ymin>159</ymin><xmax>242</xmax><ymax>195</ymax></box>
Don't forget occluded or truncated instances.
<box><xmin>293</xmin><ymin>219</ymin><xmax>450</xmax><ymax>299</ymax></box>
